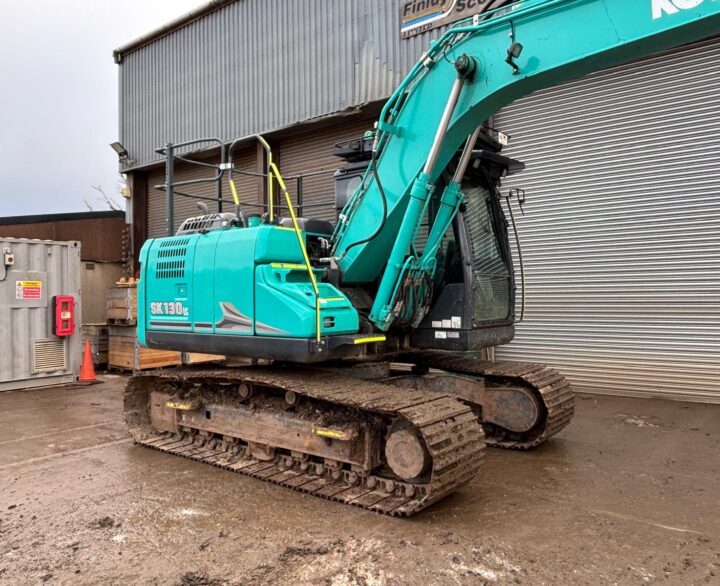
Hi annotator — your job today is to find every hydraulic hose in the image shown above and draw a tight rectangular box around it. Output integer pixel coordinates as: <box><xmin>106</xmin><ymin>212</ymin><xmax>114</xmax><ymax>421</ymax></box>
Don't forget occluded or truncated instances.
<box><xmin>336</xmin><ymin>148</ymin><xmax>388</xmax><ymax>261</ymax></box>
<box><xmin>504</xmin><ymin>193</ymin><xmax>526</xmax><ymax>322</ymax></box>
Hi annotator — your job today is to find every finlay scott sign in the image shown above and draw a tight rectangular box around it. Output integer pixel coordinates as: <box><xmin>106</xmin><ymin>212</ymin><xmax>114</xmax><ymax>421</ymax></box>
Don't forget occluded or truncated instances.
<box><xmin>400</xmin><ymin>0</ymin><xmax>495</xmax><ymax>39</ymax></box>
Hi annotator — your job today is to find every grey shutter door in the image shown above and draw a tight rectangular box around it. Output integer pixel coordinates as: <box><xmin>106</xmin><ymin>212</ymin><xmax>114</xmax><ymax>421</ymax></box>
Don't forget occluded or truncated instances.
<box><xmin>493</xmin><ymin>37</ymin><xmax>720</xmax><ymax>403</ymax></box>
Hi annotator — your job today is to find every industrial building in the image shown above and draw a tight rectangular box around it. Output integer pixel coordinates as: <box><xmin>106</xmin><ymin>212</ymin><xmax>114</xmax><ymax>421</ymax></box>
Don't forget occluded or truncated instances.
<box><xmin>114</xmin><ymin>0</ymin><xmax>720</xmax><ymax>402</ymax></box>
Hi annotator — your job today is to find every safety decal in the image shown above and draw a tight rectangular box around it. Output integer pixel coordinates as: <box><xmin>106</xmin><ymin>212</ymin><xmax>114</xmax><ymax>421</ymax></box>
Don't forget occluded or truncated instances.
<box><xmin>16</xmin><ymin>280</ymin><xmax>42</xmax><ymax>300</ymax></box>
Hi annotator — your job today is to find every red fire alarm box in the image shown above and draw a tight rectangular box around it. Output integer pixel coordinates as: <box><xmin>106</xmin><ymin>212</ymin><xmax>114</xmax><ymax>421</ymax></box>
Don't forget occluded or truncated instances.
<box><xmin>53</xmin><ymin>295</ymin><xmax>75</xmax><ymax>337</ymax></box>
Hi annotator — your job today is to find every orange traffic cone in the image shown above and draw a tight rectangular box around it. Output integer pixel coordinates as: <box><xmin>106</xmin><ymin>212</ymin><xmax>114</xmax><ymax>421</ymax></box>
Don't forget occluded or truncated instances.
<box><xmin>79</xmin><ymin>340</ymin><xmax>97</xmax><ymax>383</ymax></box>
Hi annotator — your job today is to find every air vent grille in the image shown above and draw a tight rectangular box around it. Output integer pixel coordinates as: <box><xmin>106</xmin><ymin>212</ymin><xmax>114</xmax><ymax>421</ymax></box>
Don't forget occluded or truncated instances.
<box><xmin>160</xmin><ymin>238</ymin><xmax>190</xmax><ymax>247</ymax></box>
<box><xmin>156</xmin><ymin>239</ymin><xmax>188</xmax><ymax>279</ymax></box>
<box><xmin>32</xmin><ymin>338</ymin><xmax>67</xmax><ymax>373</ymax></box>
<box><xmin>156</xmin><ymin>259</ymin><xmax>186</xmax><ymax>279</ymax></box>
<box><xmin>158</xmin><ymin>246</ymin><xmax>188</xmax><ymax>258</ymax></box>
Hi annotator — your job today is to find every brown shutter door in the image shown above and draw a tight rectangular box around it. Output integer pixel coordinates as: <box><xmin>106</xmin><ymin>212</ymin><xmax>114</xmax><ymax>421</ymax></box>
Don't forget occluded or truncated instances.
<box><xmin>145</xmin><ymin>147</ymin><xmax>256</xmax><ymax>238</ymax></box>
<box><xmin>278</xmin><ymin>117</ymin><xmax>375</xmax><ymax>222</ymax></box>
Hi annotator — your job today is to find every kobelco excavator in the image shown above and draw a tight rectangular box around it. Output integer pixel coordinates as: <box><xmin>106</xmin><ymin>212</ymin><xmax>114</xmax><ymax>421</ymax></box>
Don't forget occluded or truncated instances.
<box><xmin>124</xmin><ymin>0</ymin><xmax>720</xmax><ymax>515</ymax></box>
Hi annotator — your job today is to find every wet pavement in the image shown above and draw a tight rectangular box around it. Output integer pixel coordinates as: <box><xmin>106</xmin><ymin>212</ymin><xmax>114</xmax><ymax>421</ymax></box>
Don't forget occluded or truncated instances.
<box><xmin>1</xmin><ymin>374</ymin><xmax>719</xmax><ymax>585</ymax></box>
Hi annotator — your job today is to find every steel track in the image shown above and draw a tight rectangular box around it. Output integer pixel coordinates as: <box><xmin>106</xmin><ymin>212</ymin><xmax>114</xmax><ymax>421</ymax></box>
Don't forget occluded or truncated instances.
<box><xmin>124</xmin><ymin>366</ymin><xmax>485</xmax><ymax>516</ymax></box>
<box><xmin>402</xmin><ymin>352</ymin><xmax>575</xmax><ymax>449</ymax></box>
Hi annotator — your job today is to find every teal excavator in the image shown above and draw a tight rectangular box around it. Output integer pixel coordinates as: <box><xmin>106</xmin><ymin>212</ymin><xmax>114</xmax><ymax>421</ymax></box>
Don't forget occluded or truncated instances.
<box><xmin>124</xmin><ymin>0</ymin><xmax>720</xmax><ymax>515</ymax></box>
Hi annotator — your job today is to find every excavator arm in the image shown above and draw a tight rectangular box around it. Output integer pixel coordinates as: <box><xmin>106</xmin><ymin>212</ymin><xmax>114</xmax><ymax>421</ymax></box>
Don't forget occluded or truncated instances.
<box><xmin>331</xmin><ymin>0</ymin><xmax>720</xmax><ymax>330</ymax></box>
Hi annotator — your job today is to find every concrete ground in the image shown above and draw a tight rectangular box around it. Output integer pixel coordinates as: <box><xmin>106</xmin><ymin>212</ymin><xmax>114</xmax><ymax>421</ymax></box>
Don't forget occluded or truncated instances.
<box><xmin>0</xmin><ymin>375</ymin><xmax>718</xmax><ymax>586</ymax></box>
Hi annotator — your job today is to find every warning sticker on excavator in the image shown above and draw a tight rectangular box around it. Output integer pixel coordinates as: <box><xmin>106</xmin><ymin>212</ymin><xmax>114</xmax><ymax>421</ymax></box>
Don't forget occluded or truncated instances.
<box><xmin>16</xmin><ymin>281</ymin><xmax>42</xmax><ymax>300</ymax></box>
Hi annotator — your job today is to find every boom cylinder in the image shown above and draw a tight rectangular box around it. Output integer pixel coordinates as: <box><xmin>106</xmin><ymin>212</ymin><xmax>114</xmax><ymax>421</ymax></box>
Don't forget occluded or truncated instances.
<box><xmin>369</xmin><ymin>59</ymin><xmax>475</xmax><ymax>330</ymax></box>
<box><xmin>420</xmin><ymin>125</ymin><xmax>484</xmax><ymax>267</ymax></box>
<box><xmin>423</xmin><ymin>77</ymin><xmax>466</xmax><ymax>176</ymax></box>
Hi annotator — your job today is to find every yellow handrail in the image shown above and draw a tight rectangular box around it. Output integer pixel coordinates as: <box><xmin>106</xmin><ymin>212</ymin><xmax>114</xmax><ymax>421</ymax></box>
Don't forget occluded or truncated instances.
<box><xmin>269</xmin><ymin>162</ymin><xmax>322</xmax><ymax>343</ymax></box>
<box><xmin>225</xmin><ymin>134</ymin><xmax>321</xmax><ymax>342</ymax></box>
<box><xmin>227</xmin><ymin>134</ymin><xmax>275</xmax><ymax>219</ymax></box>
<box><xmin>229</xmin><ymin>177</ymin><xmax>240</xmax><ymax>205</ymax></box>
<box><xmin>256</xmin><ymin>135</ymin><xmax>275</xmax><ymax>222</ymax></box>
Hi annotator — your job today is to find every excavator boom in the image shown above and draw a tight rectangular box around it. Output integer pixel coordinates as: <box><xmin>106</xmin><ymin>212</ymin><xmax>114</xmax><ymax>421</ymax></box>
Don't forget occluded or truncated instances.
<box><xmin>332</xmin><ymin>0</ymin><xmax>720</xmax><ymax>328</ymax></box>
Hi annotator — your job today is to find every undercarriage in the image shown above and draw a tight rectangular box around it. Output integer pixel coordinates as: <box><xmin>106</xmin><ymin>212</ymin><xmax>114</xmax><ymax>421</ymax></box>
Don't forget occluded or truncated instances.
<box><xmin>124</xmin><ymin>353</ymin><xmax>574</xmax><ymax>516</ymax></box>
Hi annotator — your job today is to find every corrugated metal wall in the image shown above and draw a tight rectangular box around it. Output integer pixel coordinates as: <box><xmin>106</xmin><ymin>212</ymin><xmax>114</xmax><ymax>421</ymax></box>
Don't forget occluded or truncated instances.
<box><xmin>493</xmin><ymin>37</ymin><xmax>720</xmax><ymax>403</ymax></box>
<box><xmin>119</xmin><ymin>0</ymin><xmax>439</xmax><ymax>168</ymax></box>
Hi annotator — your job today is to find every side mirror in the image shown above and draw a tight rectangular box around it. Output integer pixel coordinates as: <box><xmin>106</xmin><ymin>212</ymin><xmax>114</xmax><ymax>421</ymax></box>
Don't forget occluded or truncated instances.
<box><xmin>506</xmin><ymin>42</ymin><xmax>524</xmax><ymax>75</ymax></box>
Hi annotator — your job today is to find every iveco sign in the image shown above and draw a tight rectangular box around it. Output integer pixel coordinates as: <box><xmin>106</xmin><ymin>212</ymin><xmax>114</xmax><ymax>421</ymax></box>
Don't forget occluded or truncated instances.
<box><xmin>400</xmin><ymin>0</ymin><xmax>495</xmax><ymax>39</ymax></box>
<box><xmin>652</xmin><ymin>0</ymin><xmax>705</xmax><ymax>19</ymax></box>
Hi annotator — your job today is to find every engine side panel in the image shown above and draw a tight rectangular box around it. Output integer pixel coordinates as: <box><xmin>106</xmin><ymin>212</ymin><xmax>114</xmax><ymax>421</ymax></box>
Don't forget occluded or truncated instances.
<box><xmin>138</xmin><ymin>224</ymin><xmax>359</xmax><ymax>352</ymax></box>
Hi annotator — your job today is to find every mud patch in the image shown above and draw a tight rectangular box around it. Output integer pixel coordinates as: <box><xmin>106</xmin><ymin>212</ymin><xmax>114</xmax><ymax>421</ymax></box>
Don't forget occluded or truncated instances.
<box><xmin>172</xmin><ymin>508</ymin><xmax>208</xmax><ymax>518</ymax></box>
<box><xmin>241</xmin><ymin>537</ymin><xmax>391</xmax><ymax>586</ymax></box>
<box><xmin>617</xmin><ymin>414</ymin><xmax>659</xmax><ymax>428</ymax></box>
<box><xmin>440</xmin><ymin>547</ymin><xmax>525</xmax><ymax>583</ymax></box>
<box><xmin>90</xmin><ymin>516</ymin><xmax>120</xmax><ymax>529</ymax></box>
<box><xmin>177</xmin><ymin>571</ymin><xmax>227</xmax><ymax>586</ymax></box>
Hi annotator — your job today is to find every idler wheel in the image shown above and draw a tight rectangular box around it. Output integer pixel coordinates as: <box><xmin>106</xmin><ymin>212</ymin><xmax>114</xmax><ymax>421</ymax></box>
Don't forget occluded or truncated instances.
<box><xmin>384</xmin><ymin>425</ymin><xmax>429</xmax><ymax>482</ymax></box>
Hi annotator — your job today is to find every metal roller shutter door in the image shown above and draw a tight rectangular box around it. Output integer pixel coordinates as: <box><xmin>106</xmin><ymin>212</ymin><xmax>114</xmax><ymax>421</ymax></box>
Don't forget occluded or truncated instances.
<box><xmin>278</xmin><ymin>117</ymin><xmax>377</xmax><ymax>222</ymax></box>
<box><xmin>493</xmin><ymin>37</ymin><xmax>720</xmax><ymax>403</ymax></box>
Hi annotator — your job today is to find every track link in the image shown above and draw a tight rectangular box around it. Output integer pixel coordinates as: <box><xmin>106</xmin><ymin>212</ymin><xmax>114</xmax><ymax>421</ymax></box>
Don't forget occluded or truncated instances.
<box><xmin>403</xmin><ymin>352</ymin><xmax>575</xmax><ymax>449</ymax></box>
<box><xmin>124</xmin><ymin>366</ymin><xmax>485</xmax><ymax>516</ymax></box>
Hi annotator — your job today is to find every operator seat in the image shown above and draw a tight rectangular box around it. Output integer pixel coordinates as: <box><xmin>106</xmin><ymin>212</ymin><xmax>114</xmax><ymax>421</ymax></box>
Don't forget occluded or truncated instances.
<box><xmin>278</xmin><ymin>217</ymin><xmax>333</xmax><ymax>236</ymax></box>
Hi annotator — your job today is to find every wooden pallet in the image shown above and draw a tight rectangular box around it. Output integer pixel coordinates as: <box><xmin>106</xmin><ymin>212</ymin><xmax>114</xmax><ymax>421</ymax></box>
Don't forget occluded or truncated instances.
<box><xmin>106</xmin><ymin>286</ymin><xmax>137</xmax><ymax>324</ymax></box>
<box><xmin>183</xmin><ymin>352</ymin><xmax>226</xmax><ymax>365</ymax></box>
<box><xmin>108</xmin><ymin>325</ymin><xmax>180</xmax><ymax>372</ymax></box>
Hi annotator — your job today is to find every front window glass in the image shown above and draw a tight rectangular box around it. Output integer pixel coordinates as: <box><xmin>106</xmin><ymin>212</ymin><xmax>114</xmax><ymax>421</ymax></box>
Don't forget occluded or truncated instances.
<box><xmin>462</xmin><ymin>184</ymin><xmax>513</xmax><ymax>323</ymax></box>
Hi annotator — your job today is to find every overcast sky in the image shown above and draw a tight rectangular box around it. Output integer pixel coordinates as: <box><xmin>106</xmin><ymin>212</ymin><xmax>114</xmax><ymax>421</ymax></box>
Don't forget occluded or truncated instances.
<box><xmin>0</xmin><ymin>0</ymin><xmax>203</xmax><ymax>216</ymax></box>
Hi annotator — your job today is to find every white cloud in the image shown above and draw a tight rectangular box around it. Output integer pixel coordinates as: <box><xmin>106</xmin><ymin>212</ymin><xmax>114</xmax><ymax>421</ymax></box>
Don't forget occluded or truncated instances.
<box><xmin>0</xmin><ymin>0</ymin><xmax>203</xmax><ymax>215</ymax></box>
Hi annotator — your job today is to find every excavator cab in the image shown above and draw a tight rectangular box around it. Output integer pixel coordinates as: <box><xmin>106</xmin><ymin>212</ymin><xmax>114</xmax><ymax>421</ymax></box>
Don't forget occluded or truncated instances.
<box><xmin>333</xmin><ymin>129</ymin><xmax>525</xmax><ymax>351</ymax></box>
